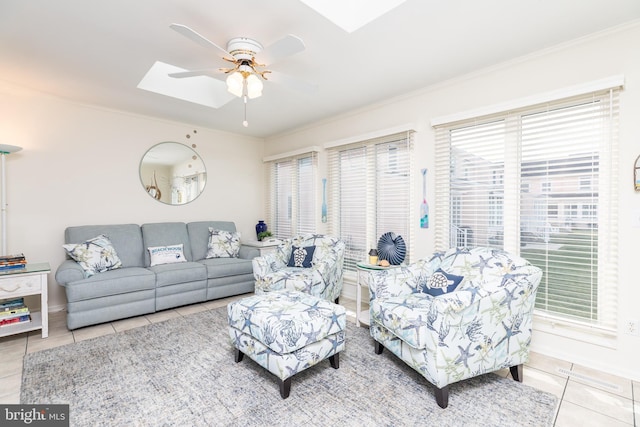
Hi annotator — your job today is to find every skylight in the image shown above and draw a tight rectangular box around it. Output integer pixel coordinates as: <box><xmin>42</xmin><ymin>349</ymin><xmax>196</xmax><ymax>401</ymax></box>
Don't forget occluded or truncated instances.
<box><xmin>300</xmin><ymin>0</ymin><xmax>406</xmax><ymax>33</ymax></box>
<box><xmin>137</xmin><ymin>61</ymin><xmax>235</xmax><ymax>109</ymax></box>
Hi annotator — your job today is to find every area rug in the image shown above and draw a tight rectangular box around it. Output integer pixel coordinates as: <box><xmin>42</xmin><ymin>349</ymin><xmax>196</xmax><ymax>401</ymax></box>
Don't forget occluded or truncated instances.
<box><xmin>21</xmin><ymin>306</ymin><xmax>558</xmax><ymax>426</ymax></box>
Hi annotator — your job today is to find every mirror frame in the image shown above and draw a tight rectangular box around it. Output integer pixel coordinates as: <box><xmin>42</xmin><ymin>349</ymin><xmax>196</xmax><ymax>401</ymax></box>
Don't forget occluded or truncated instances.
<box><xmin>139</xmin><ymin>142</ymin><xmax>207</xmax><ymax>205</ymax></box>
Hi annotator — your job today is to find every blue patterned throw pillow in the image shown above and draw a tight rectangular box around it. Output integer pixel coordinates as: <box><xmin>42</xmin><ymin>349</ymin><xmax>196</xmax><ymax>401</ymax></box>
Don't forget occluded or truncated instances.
<box><xmin>287</xmin><ymin>245</ymin><xmax>316</xmax><ymax>268</ymax></box>
<box><xmin>63</xmin><ymin>234</ymin><xmax>122</xmax><ymax>277</ymax></box>
<box><xmin>206</xmin><ymin>228</ymin><xmax>241</xmax><ymax>258</ymax></box>
<box><xmin>421</xmin><ymin>268</ymin><xmax>464</xmax><ymax>296</ymax></box>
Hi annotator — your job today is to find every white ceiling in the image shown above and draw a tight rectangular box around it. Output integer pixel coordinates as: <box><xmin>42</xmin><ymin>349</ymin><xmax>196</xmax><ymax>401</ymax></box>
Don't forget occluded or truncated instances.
<box><xmin>1</xmin><ymin>0</ymin><xmax>639</xmax><ymax>138</ymax></box>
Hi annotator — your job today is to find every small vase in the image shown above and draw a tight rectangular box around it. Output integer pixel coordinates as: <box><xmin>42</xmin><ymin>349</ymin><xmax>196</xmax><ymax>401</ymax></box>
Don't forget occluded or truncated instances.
<box><xmin>255</xmin><ymin>220</ymin><xmax>267</xmax><ymax>240</ymax></box>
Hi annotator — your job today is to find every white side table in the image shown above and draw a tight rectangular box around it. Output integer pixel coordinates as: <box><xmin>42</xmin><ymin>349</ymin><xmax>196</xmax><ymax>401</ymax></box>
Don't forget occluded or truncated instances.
<box><xmin>0</xmin><ymin>262</ymin><xmax>50</xmax><ymax>339</ymax></box>
<box><xmin>355</xmin><ymin>262</ymin><xmax>401</xmax><ymax>327</ymax></box>
<box><xmin>244</xmin><ymin>239</ymin><xmax>282</xmax><ymax>256</ymax></box>
<box><xmin>355</xmin><ymin>264</ymin><xmax>372</xmax><ymax>327</ymax></box>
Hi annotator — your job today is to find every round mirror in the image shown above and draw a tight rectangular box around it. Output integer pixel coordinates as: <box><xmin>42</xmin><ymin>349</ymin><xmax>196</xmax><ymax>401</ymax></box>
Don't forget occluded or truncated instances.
<box><xmin>139</xmin><ymin>142</ymin><xmax>206</xmax><ymax>205</ymax></box>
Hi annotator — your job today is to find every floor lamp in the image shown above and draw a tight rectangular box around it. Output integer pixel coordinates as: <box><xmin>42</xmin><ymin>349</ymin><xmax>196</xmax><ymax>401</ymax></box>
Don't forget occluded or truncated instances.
<box><xmin>0</xmin><ymin>144</ymin><xmax>22</xmax><ymax>256</ymax></box>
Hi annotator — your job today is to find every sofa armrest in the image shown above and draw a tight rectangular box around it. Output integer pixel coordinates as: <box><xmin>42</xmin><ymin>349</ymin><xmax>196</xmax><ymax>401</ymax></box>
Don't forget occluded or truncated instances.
<box><xmin>238</xmin><ymin>245</ymin><xmax>259</xmax><ymax>259</ymax></box>
<box><xmin>55</xmin><ymin>260</ymin><xmax>86</xmax><ymax>285</ymax></box>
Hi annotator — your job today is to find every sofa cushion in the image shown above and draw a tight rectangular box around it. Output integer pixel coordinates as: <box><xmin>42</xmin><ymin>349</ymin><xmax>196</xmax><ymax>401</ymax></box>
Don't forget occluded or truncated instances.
<box><xmin>63</xmin><ymin>267</ymin><xmax>156</xmax><ymax>302</ymax></box>
<box><xmin>65</xmin><ymin>224</ymin><xmax>144</xmax><ymax>268</ymax></box>
<box><xmin>287</xmin><ymin>245</ymin><xmax>315</xmax><ymax>268</ymax></box>
<box><xmin>206</xmin><ymin>228</ymin><xmax>241</xmax><ymax>258</ymax></box>
<box><xmin>148</xmin><ymin>244</ymin><xmax>187</xmax><ymax>266</ymax></box>
<box><xmin>63</xmin><ymin>234</ymin><xmax>123</xmax><ymax>277</ymax></box>
<box><xmin>187</xmin><ymin>221</ymin><xmax>238</xmax><ymax>261</ymax></box>
<box><xmin>149</xmin><ymin>261</ymin><xmax>207</xmax><ymax>287</ymax></box>
<box><xmin>198</xmin><ymin>257</ymin><xmax>253</xmax><ymax>278</ymax></box>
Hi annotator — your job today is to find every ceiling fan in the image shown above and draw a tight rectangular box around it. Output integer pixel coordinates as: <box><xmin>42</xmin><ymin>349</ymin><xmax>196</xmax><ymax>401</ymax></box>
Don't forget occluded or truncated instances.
<box><xmin>168</xmin><ymin>23</ymin><xmax>315</xmax><ymax>126</ymax></box>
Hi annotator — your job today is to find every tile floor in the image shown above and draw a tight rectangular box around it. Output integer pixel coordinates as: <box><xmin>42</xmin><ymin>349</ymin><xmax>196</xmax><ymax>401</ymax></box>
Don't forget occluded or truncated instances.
<box><xmin>0</xmin><ymin>294</ymin><xmax>637</xmax><ymax>426</ymax></box>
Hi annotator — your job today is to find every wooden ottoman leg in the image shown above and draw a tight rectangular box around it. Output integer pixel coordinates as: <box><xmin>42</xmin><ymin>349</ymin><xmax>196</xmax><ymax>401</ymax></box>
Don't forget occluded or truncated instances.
<box><xmin>510</xmin><ymin>364</ymin><xmax>523</xmax><ymax>382</ymax></box>
<box><xmin>435</xmin><ymin>385</ymin><xmax>449</xmax><ymax>409</ymax></box>
<box><xmin>279</xmin><ymin>378</ymin><xmax>292</xmax><ymax>399</ymax></box>
<box><xmin>374</xmin><ymin>341</ymin><xmax>384</xmax><ymax>354</ymax></box>
<box><xmin>234</xmin><ymin>349</ymin><xmax>244</xmax><ymax>363</ymax></box>
<box><xmin>329</xmin><ymin>353</ymin><xmax>339</xmax><ymax>369</ymax></box>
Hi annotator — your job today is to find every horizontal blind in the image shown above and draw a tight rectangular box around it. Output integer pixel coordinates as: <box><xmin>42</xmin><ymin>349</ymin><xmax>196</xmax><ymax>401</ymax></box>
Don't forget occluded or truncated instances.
<box><xmin>327</xmin><ymin>132</ymin><xmax>413</xmax><ymax>272</ymax></box>
<box><xmin>297</xmin><ymin>154</ymin><xmax>317</xmax><ymax>235</ymax></box>
<box><xmin>265</xmin><ymin>151</ymin><xmax>317</xmax><ymax>239</ymax></box>
<box><xmin>434</xmin><ymin>88</ymin><xmax>619</xmax><ymax>331</ymax></box>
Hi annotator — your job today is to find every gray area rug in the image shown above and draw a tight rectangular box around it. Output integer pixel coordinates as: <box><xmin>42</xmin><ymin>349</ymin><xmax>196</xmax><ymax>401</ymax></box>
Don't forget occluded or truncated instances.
<box><xmin>22</xmin><ymin>306</ymin><xmax>558</xmax><ymax>426</ymax></box>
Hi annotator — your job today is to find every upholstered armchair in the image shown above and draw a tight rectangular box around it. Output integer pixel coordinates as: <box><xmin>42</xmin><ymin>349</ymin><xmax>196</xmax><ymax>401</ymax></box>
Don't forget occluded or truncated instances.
<box><xmin>368</xmin><ymin>247</ymin><xmax>542</xmax><ymax>408</ymax></box>
<box><xmin>252</xmin><ymin>234</ymin><xmax>345</xmax><ymax>303</ymax></box>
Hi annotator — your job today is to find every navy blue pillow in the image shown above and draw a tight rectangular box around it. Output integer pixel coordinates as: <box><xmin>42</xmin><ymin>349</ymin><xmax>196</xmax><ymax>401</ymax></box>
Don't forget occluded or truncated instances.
<box><xmin>421</xmin><ymin>268</ymin><xmax>464</xmax><ymax>296</ymax></box>
<box><xmin>287</xmin><ymin>245</ymin><xmax>316</xmax><ymax>268</ymax></box>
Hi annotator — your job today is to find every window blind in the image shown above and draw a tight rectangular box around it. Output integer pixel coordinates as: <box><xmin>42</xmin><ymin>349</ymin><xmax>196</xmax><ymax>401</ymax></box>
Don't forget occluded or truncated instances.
<box><xmin>327</xmin><ymin>131</ymin><xmax>414</xmax><ymax>272</ymax></box>
<box><xmin>433</xmin><ymin>88</ymin><xmax>619</xmax><ymax>332</ymax></box>
<box><xmin>265</xmin><ymin>151</ymin><xmax>317</xmax><ymax>239</ymax></box>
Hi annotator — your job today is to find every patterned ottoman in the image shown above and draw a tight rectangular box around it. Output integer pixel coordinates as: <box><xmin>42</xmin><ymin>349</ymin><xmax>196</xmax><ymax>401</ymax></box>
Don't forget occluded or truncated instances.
<box><xmin>227</xmin><ymin>290</ymin><xmax>346</xmax><ymax>398</ymax></box>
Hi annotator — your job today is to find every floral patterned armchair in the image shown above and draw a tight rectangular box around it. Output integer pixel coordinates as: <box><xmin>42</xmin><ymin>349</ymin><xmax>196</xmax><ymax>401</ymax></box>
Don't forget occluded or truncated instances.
<box><xmin>252</xmin><ymin>234</ymin><xmax>345</xmax><ymax>303</ymax></box>
<box><xmin>368</xmin><ymin>247</ymin><xmax>542</xmax><ymax>408</ymax></box>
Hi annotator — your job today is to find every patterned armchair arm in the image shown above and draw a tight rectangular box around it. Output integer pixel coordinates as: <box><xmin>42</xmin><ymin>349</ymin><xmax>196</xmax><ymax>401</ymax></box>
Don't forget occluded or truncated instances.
<box><xmin>308</xmin><ymin>252</ymin><xmax>344</xmax><ymax>300</ymax></box>
<box><xmin>368</xmin><ymin>258</ymin><xmax>439</xmax><ymax>301</ymax></box>
<box><xmin>252</xmin><ymin>251</ymin><xmax>286</xmax><ymax>280</ymax></box>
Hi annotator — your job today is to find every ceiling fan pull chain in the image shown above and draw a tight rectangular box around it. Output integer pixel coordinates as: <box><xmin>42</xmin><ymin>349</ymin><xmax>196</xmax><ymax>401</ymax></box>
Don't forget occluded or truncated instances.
<box><xmin>243</xmin><ymin>95</ymin><xmax>249</xmax><ymax>127</ymax></box>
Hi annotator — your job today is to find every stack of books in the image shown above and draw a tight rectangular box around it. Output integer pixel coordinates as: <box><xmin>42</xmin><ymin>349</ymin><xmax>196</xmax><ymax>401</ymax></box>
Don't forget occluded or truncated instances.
<box><xmin>0</xmin><ymin>297</ymin><xmax>31</xmax><ymax>327</ymax></box>
<box><xmin>0</xmin><ymin>253</ymin><xmax>27</xmax><ymax>271</ymax></box>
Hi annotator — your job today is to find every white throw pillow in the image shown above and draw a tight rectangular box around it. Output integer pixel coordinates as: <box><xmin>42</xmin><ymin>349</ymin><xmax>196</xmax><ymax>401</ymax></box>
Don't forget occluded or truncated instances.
<box><xmin>206</xmin><ymin>228</ymin><xmax>241</xmax><ymax>258</ymax></box>
<box><xmin>63</xmin><ymin>234</ymin><xmax>122</xmax><ymax>277</ymax></box>
<box><xmin>148</xmin><ymin>244</ymin><xmax>187</xmax><ymax>266</ymax></box>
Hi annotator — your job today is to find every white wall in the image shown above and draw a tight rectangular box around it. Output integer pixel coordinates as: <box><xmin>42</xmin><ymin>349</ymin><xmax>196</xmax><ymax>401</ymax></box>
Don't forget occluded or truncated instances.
<box><xmin>265</xmin><ymin>22</ymin><xmax>640</xmax><ymax>381</ymax></box>
<box><xmin>0</xmin><ymin>83</ymin><xmax>264</xmax><ymax>310</ymax></box>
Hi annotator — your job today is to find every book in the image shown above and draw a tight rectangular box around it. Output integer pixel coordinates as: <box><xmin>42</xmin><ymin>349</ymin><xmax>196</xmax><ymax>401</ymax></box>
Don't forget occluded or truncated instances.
<box><xmin>0</xmin><ymin>253</ymin><xmax>26</xmax><ymax>263</ymax></box>
<box><xmin>0</xmin><ymin>305</ymin><xmax>30</xmax><ymax>317</ymax></box>
<box><xmin>0</xmin><ymin>263</ymin><xmax>26</xmax><ymax>271</ymax></box>
<box><xmin>0</xmin><ymin>314</ymin><xmax>31</xmax><ymax>327</ymax></box>
<box><xmin>0</xmin><ymin>311</ymin><xmax>31</xmax><ymax>321</ymax></box>
<box><xmin>0</xmin><ymin>297</ymin><xmax>25</xmax><ymax>309</ymax></box>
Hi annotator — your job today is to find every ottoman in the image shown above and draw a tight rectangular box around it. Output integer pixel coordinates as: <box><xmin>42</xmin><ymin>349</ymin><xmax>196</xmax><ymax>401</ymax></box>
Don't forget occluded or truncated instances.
<box><xmin>227</xmin><ymin>290</ymin><xmax>346</xmax><ymax>398</ymax></box>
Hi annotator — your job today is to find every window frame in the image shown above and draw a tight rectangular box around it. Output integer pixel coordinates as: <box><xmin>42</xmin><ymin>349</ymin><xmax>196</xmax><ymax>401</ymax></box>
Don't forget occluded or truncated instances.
<box><xmin>265</xmin><ymin>150</ymin><xmax>318</xmax><ymax>239</ymax></box>
<box><xmin>432</xmin><ymin>84</ymin><xmax>620</xmax><ymax>338</ymax></box>
<box><xmin>326</xmin><ymin>131</ymin><xmax>414</xmax><ymax>275</ymax></box>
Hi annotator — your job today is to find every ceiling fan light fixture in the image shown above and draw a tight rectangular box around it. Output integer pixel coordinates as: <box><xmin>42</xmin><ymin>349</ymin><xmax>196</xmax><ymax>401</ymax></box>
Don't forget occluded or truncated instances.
<box><xmin>246</xmin><ymin>73</ymin><xmax>263</xmax><ymax>99</ymax></box>
<box><xmin>226</xmin><ymin>71</ymin><xmax>244</xmax><ymax>97</ymax></box>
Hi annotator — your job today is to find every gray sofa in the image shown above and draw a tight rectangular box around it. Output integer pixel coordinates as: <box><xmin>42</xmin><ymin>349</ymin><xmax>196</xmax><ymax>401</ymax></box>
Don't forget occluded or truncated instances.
<box><xmin>55</xmin><ymin>221</ymin><xmax>258</xmax><ymax>330</ymax></box>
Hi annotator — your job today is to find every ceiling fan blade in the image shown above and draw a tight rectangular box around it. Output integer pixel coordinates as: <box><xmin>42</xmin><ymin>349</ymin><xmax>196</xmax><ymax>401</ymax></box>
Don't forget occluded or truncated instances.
<box><xmin>268</xmin><ymin>70</ymin><xmax>317</xmax><ymax>94</ymax></box>
<box><xmin>259</xmin><ymin>34</ymin><xmax>306</xmax><ymax>65</ymax></box>
<box><xmin>170</xmin><ymin>23</ymin><xmax>232</xmax><ymax>59</ymax></box>
<box><xmin>138</xmin><ymin>61</ymin><xmax>236</xmax><ymax>109</ymax></box>
<box><xmin>169</xmin><ymin>69</ymin><xmax>226</xmax><ymax>80</ymax></box>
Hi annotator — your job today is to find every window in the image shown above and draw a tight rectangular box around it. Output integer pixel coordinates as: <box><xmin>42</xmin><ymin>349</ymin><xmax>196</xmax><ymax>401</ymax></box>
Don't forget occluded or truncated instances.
<box><xmin>265</xmin><ymin>151</ymin><xmax>317</xmax><ymax>238</ymax></box>
<box><xmin>327</xmin><ymin>132</ymin><xmax>413</xmax><ymax>272</ymax></box>
<box><xmin>433</xmin><ymin>86</ymin><xmax>619</xmax><ymax>333</ymax></box>
<box><xmin>579</xmin><ymin>176</ymin><xmax>592</xmax><ymax>190</ymax></box>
